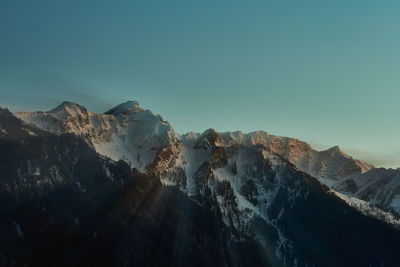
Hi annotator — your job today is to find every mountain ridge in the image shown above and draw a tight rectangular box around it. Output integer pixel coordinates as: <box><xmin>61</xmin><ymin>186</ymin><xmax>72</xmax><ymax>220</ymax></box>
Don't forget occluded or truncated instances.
<box><xmin>13</xmin><ymin>101</ymin><xmax>399</xmax><ymax>218</ymax></box>
<box><xmin>2</xmin><ymin>104</ymin><xmax>400</xmax><ymax>266</ymax></box>
<box><xmin>14</xmin><ymin>101</ymin><xmax>372</xmax><ymax>172</ymax></box>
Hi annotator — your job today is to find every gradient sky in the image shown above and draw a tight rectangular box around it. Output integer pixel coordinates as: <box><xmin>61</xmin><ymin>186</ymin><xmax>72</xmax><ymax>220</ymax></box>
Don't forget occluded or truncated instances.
<box><xmin>1</xmin><ymin>0</ymin><xmax>399</xmax><ymax>168</ymax></box>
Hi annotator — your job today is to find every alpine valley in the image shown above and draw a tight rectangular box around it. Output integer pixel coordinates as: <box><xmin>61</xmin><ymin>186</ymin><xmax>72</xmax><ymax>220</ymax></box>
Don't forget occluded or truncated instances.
<box><xmin>1</xmin><ymin>100</ymin><xmax>399</xmax><ymax>266</ymax></box>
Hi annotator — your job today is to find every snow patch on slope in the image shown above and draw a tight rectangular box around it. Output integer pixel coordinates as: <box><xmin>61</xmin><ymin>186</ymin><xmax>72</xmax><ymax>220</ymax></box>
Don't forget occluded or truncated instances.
<box><xmin>333</xmin><ymin>190</ymin><xmax>400</xmax><ymax>226</ymax></box>
<box><xmin>214</xmin><ymin>165</ymin><xmax>260</xmax><ymax>217</ymax></box>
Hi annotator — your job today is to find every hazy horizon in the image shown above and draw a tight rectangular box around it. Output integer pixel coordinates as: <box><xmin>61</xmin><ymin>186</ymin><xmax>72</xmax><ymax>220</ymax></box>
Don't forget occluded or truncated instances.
<box><xmin>1</xmin><ymin>0</ymin><xmax>399</xmax><ymax>168</ymax></box>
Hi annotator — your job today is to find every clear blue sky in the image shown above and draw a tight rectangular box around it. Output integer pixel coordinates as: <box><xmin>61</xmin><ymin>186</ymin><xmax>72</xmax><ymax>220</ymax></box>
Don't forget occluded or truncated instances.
<box><xmin>1</xmin><ymin>0</ymin><xmax>399</xmax><ymax>167</ymax></box>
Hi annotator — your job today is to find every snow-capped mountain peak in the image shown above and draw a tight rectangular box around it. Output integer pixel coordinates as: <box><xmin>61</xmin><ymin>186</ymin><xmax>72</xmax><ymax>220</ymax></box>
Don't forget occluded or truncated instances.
<box><xmin>104</xmin><ymin>100</ymin><xmax>143</xmax><ymax>116</ymax></box>
<box><xmin>193</xmin><ymin>128</ymin><xmax>219</xmax><ymax>149</ymax></box>
<box><xmin>47</xmin><ymin>101</ymin><xmax>89</xmax><ymax>121</ymax></box>
<box><xmin>325</xmin><ymin>145</ymin><xmax>341</xmax><ymax>153</ymax></box>
<box><xmin>15</xmin><ymin>101</ymin><xmax>178</xmax><ymax>172</ymax></box>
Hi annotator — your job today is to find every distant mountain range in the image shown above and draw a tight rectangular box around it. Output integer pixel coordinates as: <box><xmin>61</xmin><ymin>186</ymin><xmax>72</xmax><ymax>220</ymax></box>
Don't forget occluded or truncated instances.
<box><xmin>0</xmin><ymin>101</ymin><xmax>399</xmax><ymax>266</ymax></box>
<box><xmin>15</xmin><ymin>101</ymin><xmax>400</xmax><ymax>217</ymax></box>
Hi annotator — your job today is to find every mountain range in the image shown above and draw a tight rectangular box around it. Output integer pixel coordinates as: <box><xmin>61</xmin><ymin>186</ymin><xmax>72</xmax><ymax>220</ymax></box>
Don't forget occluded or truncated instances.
<box><xmin>1</xmin><ymin>100</ymin><xmax>399</xmax><ymax>266</ymax></box>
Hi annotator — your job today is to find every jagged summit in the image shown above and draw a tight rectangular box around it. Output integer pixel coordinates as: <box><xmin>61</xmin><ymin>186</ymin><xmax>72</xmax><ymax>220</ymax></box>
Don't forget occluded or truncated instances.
<box><xmin>194</xmin><ymin>128</ymin><xmax>219</xmax><ymax>149</ymax></box>
<box><xmin>200</xmin><ymin>128</ymin><xmax>218</xmax><ymax>138</ymax></box>
<box><xmin>104</xmin><ymin>100</ymin><xmax>143</xmax><ymax>116</ymax></box>
<box><xmin>321</xmin><ymin>145</ymin><xmax>346</xmax><ymax>157</ymax></box>
<box><xmin>325</xmin><ymin>145</ymin><xmax>341</xmax><ymax>152</ymax></box>
<box><xmin>48</xmin><ymin>101</ymin><xmax>88</xmax><ymax>121</ymax></box>
<box><xmin>49</xmin><ymin>101</ymin><xmax>86</xmax><ymax>111</ymax></box>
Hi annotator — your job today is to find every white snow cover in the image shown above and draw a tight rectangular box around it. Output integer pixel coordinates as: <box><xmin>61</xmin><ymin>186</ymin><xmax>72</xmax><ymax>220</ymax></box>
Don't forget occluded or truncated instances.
<box><xmin>15</xmin><ymin>101</ymin><xmax>178</xmax><ymax>172</ymax></box>
<box><xmin>199</xmin><ymin>130</ymin><xmax>373</xmax><ymax>179</ymax></box>
<box><xmin>327</xmin><ymin>167</ymin><xmax>400</xmax><ymax>215</ymax></box>
<box><xmin>48</xmin><ymin>102</ymin><xmax>88</xmax><ymax>121</ymax></box>
<box><xmin>179</xmin><ymin>135</ymin><xmax>211</xmax><ymax>196</ymax></box>
<box><xmin>14</xmin><ymin>101</ymin><xmax>373</xmax><ymax>179</ymax></box>
<box><xmin>12</xmin><ymin>99</ymin><xmax>400</xmax><ymax>267</ymax></box>
<box><xmin>14</xmin><ymin>100</ymin><xmax>400</xmax><ymax>226</ymax></box>
<box><xmin>332</xmin><ymin>190</ymin><xmax>400</xmax><ymax>226</ymax></box>
<box><xmin>213</xmin><ymin>164</ymin><xmax>261</xmax><ymax>218</ymax></box>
